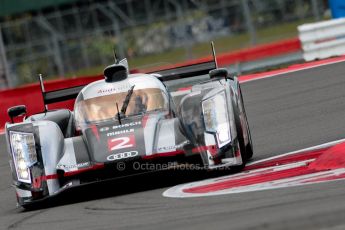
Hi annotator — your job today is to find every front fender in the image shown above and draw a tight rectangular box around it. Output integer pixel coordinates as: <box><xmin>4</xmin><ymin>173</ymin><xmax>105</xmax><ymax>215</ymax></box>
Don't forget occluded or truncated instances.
<box><xmin>178</xmin><ymin>79</ymin><xmax>241</xmax><ymax>167</ymax></box>
<box><xmin>5</xmin><ymin>120</ymin><xmax>64</xmax><ymax>205</ymax></box>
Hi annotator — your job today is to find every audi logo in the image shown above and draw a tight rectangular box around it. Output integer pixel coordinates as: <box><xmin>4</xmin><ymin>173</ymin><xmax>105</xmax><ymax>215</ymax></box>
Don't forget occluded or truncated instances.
<box><xmin>107</xmin><ymin>151</ymin><xmax>139</xmax><ymax>161</ymax></box>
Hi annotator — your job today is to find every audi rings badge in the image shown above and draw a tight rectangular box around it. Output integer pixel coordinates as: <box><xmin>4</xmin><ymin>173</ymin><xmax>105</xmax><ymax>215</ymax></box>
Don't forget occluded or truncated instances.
<box><xmin>107</xmin><ymin>151</ymin><xmax>139</xmax><ymax>161</ymax></box>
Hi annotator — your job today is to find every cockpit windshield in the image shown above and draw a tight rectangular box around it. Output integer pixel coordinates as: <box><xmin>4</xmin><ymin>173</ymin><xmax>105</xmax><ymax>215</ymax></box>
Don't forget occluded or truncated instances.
<box><xmin>75</xmin><ymin>87</ymin><xmax>169</xmax><ymax>126</ymax></box>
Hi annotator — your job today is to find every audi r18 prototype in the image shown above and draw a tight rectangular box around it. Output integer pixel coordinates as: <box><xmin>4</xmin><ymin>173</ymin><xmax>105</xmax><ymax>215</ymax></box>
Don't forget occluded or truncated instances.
<box><xmin>5</xmin><ymin>55</ymin><xmax>253</xmax><ymax>208</ymax></box>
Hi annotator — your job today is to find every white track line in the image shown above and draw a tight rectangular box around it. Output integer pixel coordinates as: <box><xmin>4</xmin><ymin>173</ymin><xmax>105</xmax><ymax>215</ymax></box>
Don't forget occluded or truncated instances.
<box><xmin>240</xmin><ymin>57</ymin><xmax>345</xmax><ymax>84</ymax></box>
<box><xmin>246</xmin><ymin>138</ymin><xmax>345</xmax><ymax>166</ymax></box>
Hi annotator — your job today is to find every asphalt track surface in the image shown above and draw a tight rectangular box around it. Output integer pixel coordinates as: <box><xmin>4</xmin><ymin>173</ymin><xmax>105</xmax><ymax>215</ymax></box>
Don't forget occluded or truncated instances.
<box><xmin>1</xmin><ymin>61</ymin><xmax>345</xmax><ymax>230</ymax></box>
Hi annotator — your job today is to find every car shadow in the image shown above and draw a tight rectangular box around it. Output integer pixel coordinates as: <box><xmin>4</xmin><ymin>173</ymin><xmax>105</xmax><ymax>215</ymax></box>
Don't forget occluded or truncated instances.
<box><xmin>22</xmin><ymin>168</ymin><xmax>234</xmax><ymax>211</ymax></box>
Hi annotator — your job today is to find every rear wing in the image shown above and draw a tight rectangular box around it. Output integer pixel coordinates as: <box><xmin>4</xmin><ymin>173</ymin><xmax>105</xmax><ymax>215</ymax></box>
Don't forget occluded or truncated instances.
<box><xmin>149</xmin><ymin>41</ymin><xmax>218</xmax><ymax>81</ymax></box>
<box><xmin>38</xmin><ymin>74</ymin><xmax>87</xmax><ymax>111</ymax></box>
<box><xmin>42</xmin><ymin>85</ymin><xmax>85</xmax><ymax>105</ymax></box>
<box><xmin>39</xmin><ymin>42</ymin><xmax>219</xmax><ymax>109</ymax></box>
<box><xmin>39</xmin><ymin>42</ymin><xmax>218</xmax><ymax>110</ymax></box>
<box><xmin>149</xmin><ymin>60</ymin><xmax>216</xmax><ymax>82</ymax></box>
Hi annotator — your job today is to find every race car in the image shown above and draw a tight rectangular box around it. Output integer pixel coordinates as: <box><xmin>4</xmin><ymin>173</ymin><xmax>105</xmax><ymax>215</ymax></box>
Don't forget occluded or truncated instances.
<box><xmin>5</xmin><ymin>55</ymin><xmax>253</xmax><ymax>208</ymax></box>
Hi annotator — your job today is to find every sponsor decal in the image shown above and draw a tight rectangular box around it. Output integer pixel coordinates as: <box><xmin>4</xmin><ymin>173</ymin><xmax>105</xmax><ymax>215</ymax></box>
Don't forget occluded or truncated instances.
<box><xmin>108</xmin><ymin>134</ymin><xmax>136</xmax><ymax>151</ymax></box>
<box><xmin>57</xmin><ymin>162</ymin><xmax>91</xmax><ymax>170</ymax></box>
<box><xmin>97</xmin><ymin>83</ymin><xmax>131</xmax><ymax>95</ymax></box>
<box><xmin>85</xmin><ymin>117</ymin><xmax>145</xmax><ymax>162</ymax></box>
<box><xmin>112</xmin><ymin>121</ymin><xmax>142</xmax><ymax>130</ymax></box>
<box><xmin>99</xmin><ymin>121</ymin><xmax>142</xmax><ymax>132</ymax></box>
<box><xmin>107</xmin><ymin>151</ymin><xmax>139</xmax><ymax>161</ymax></box>
<box><xmin>106</xmin><ymin>128</ymin><xmax>134</xmax><ymax>137</ymax></box>
<box><xmin>157</xmin><ymin>145</ymin><xmax>177</xmax><ymax>152</ymax></box>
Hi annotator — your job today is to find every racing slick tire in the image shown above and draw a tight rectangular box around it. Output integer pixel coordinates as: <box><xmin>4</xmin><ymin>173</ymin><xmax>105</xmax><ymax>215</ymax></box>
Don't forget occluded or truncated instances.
<box><xmin>244</xmin><ymin>118</ymin><xmax>254</xmax><ymax>160</ymax></box>
<box><xmin>230</xmin><ymin>105</ymin><xmax>247</xmax><ymax>171</ymax></box>
<box><xmin>241</xmin><ymin>102</ymin><xmax>253</xmax><ymax>160</ymax></box>
<box><xmin>238</xmin><ymin>84</ymin><xmax>254</xmax><ymax>160</ymax></box>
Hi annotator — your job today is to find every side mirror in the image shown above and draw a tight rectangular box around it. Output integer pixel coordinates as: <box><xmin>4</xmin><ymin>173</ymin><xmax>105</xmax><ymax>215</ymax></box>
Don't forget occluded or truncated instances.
<box><xmin>8</xmin><ymin>105</ymin><xmax>27</xmax><ymax>123</ymax></box>
<box><xmin>209</xmin><ymin>68</ymin><xmax>234</xmax><ymax>80</ymax></box>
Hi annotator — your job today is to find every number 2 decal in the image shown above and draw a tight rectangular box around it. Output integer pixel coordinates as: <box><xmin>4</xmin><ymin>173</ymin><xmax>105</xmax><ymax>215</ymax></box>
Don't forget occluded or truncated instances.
<box><xmin>108</xmin><ymin>135</ymin><xmax>136</xmax><ymax>151</ymax></box>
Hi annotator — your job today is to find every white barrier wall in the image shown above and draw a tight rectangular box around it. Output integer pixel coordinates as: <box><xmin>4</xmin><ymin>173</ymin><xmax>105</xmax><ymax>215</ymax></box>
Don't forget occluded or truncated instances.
<box><xmin>298</xmin><ymin>18</ymin><xmax>345</xmax><ymax>61</ymax></box>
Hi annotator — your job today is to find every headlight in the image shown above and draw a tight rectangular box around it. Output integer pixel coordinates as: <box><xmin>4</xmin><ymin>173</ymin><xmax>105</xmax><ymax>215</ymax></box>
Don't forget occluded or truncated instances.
<box><xmin>9</xmin><ymin>131</ymin><xmax>37</xmax><ymax>183</ymax></box>
<box><xmin>202</xmin><ymin>91</ymin><xmax>231</xmax><ymax>148</ymax></box>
